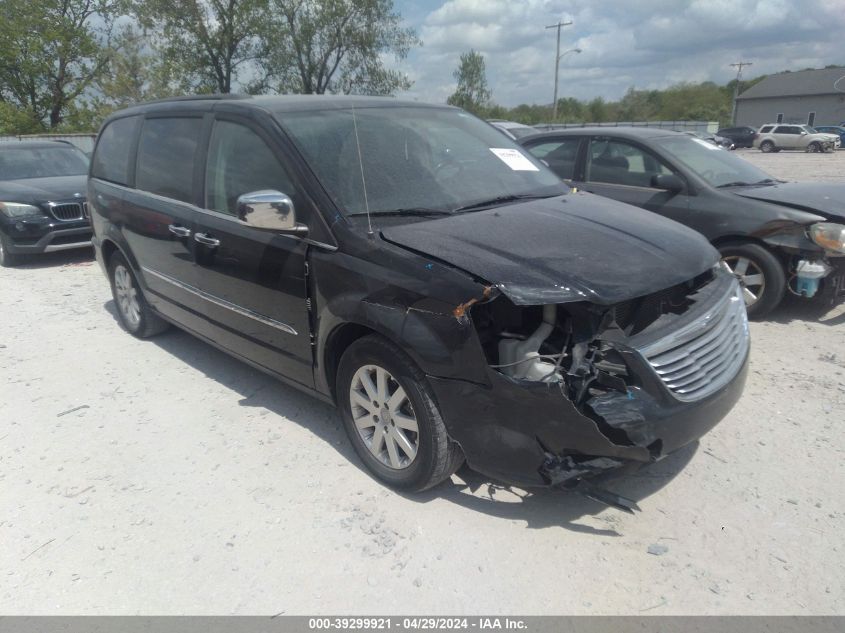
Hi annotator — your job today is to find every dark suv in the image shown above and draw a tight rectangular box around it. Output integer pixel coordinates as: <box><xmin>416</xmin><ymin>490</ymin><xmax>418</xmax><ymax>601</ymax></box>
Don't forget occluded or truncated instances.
<box><xmin>0</xmin><ymin>141</ymin><xmax>92</xmax><ymax>266</ymax></box>
<box><xmin>88</xmin><ymin>95</ymin><xmax>749</xmax><ymax>494</ymax></box>
<box><xmin>715</xmin><ymin>126</ymin><xmax>758</xmax><ymax>148</ymax></box>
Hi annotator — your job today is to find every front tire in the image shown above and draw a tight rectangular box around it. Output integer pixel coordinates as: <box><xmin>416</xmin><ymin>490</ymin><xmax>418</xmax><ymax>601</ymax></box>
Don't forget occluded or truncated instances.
<box><xmin>0</xmin><ymin>234</ymin><xmax>21</xmax><ymax>267</ymax></box>
<box><xmin>808</xmin><ymin>141</ymin><xmax>821</xmax><ymax>153</ymax></box>
<box><xmin>760</xmin><ymin>140</ymin><xmax>775</xmax><ymax>153</ymax></box>
<box><xmin>108</xmin><ymin>252</ymin><xmax>169</xmax><ymax>338</ymax></box>
<box><xmin>337</xmin><ymin>334</ymin><xmax>463</xmax><ymax>491</ymax></box>
<box><xmin>719</xmin><ymin>242</ymin><xmax>786</xmax><ymax>319</ymax></box>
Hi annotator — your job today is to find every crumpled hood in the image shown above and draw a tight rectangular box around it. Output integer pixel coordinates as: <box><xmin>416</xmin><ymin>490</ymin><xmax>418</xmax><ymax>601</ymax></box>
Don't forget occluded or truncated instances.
<box><xmin>380</xmin><ymin>193</ymin><xmax>718</xmax><ymax>306</ymax></box>
<box><xmin>732</xmin><ymin>182</ymin><xmax>845</xmax><ymax>222</ymax></box>
<box><xmin>0</xmin><ymin>175</ymin><xmax>87</xmax><ymax>203</ymax></box>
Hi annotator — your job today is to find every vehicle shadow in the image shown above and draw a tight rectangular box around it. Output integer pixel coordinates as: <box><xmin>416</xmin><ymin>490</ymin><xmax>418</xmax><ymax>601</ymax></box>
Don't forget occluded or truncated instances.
<box><xmin>767</xmin><ymin>293</ymin><xmax>845</xmax><ymax>327</ymax></box>
<box><xmin>103</xmin><ymin>300</ymin><xmax>697</xmax><ymax>533</ymax></box>
<box><xmin>407</xmin><ymin>444</ymin><xmax>697</xmax><ymax>534</ymax></box>
<box><xmin>14</xmin><ymin>247</ymin><xmax>94</xmax><ymax>270</ymax></box>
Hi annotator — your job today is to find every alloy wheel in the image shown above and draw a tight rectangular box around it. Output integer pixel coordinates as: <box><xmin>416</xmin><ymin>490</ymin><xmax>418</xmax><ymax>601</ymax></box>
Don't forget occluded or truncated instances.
<box><xmin>722</xmin><ymin>255</ymin><xmax>765</xmax><ymax>307</ymax></box>
<box><xmin>114</xmin><ymin>264</ymin><xmax>141</xmax><ymax>328</ymax></box>
<box><xmin>349</xmin><ymin>364</ymin><xmax>420</xmax><ymax>470</ymax></box>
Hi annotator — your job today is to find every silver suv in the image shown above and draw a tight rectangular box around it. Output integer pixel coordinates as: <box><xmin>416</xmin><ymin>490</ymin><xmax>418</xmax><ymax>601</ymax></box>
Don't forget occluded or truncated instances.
<box><xmin>754</xmin><ymin>124</ymin><xmax>840</xmax><ymax>153</ymax></box>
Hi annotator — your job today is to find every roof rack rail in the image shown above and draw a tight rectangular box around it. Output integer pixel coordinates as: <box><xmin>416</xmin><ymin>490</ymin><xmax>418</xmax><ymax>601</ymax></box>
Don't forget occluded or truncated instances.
<box><xmin>140</xmin><ymin>94</ymin><xmax>252</xmax><ymax>105</ymax></box>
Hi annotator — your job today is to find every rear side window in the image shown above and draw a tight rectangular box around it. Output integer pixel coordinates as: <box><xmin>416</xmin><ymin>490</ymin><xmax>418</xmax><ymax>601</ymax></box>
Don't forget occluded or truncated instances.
<box><xmin>91</xmin><ymin>116</ymin><xmax>138</xmax><ymax>185</ymax></box>
<box><xmin>136</xmin><ymin>117</ymin><xmax>202</xmax><ymax>203</ymax></box>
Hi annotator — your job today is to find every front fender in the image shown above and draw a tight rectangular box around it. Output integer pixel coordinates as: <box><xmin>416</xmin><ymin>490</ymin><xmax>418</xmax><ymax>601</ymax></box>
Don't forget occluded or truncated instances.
<box><xmin>310</xmin><ymin>248</ymin><xmax>493</xmax><ymax>398</ymax></box>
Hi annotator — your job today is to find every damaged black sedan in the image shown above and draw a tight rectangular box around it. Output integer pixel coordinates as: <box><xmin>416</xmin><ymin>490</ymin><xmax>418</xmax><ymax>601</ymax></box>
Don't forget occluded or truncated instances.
<box><xmin>519</xmin><ymin>128</ymin><xmax>845</xmax><ymax>318</ymax></box>
<box><xmin>89</xmin><ymin>96</ymin><xmax>749</xmax><ymax>493</ymax></box>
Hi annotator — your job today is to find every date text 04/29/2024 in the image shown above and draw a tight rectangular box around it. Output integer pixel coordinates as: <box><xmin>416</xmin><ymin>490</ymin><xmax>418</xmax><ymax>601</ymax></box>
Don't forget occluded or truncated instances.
<box><xmin>307</xmin><ymin>618</ymin><xmax>527</xmax><ymax>630</ymax></box>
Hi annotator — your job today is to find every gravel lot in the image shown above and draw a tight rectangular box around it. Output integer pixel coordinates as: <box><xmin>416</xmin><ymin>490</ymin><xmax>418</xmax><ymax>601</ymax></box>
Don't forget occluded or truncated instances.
<box><xmin>1</xmin><ymin>149</ymin><xmax>843</xmax><ymax>615</ymax></box>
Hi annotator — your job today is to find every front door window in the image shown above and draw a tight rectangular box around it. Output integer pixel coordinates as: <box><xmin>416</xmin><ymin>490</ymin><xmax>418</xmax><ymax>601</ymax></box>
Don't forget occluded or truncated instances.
<box><xmin>586</xmin><ymin>138</ymin><xmax>673</xmax><ymax>188</ymax></box>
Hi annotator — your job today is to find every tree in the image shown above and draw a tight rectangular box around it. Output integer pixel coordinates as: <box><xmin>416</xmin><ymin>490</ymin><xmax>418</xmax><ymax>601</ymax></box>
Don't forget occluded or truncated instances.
<box><xmin>134</xmin><ymin>0</ymin><xmax>269</xmax><ymax>94</ymax></box>
<box><xmin>586</xmin><ymin>97</ymin><xmax>607</xmax><ymax>122</ymax></box>
<box><xmin>446</xmin><ymin>50</ymin><xmax>491</xmax><ymax>115</ymax></box>
<box><xmin>97</xmin><ymin>26</ymin><xmax>178</xmax><ymax>109</ymax></box>
<box><xmin>260</xmin><ymin>0</ymin><xmax>417</xmax><ymax>95</ymax></box>
<box><xmin>0</xmin><ymin>0</ymin><xmax>120</xmax><ymax>130</ymax></box>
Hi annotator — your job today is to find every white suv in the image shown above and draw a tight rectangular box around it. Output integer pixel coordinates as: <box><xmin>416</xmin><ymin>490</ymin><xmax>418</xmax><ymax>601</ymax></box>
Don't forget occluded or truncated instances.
<box><xmin>753</xmin><ymin>124</ymin><xmax>840</xmax><ymax>153</ymax></box>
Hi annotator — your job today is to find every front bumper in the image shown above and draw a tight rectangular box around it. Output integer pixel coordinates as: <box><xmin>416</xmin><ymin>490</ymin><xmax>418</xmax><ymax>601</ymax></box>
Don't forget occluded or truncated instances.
<box><xmin>429</xmin><ymin>351</ymin><xmax>748</xmax><ymax>487</ymax></box>
<box><xmin>430</xmin><ymin>273</ymin><xmax>750</xmax><ymax>488</ymax></box>
<box><xmin>0</xmin><ymin>216</ymin><xmax>92</xmax><ymax>254</ymax></box>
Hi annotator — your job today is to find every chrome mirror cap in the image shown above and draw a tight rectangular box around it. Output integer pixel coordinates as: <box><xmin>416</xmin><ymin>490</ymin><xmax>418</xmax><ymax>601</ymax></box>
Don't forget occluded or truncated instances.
<box><xmin>236</xmin><ymin>190</ymin><xmax>306</xmax><ymax>234</ymax></box>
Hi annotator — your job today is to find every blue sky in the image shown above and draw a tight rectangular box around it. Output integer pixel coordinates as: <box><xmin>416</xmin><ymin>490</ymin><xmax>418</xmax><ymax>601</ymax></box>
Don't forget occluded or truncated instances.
<box><xmin>390</xmin><ymin>0</ymin><xmax>845</xmax><ymax>107</ymax></box>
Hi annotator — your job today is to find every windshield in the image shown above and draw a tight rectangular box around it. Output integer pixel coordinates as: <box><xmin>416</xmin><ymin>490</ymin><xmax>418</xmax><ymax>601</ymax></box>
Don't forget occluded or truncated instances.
<box><xmin>654</xmin><ymin>135</ymin><xmax>774</xmax><ymax>188</ymax></box>
<box><xmin>279</xmin><ymin>106</ymin><xmax>565</xmax><ymax>216</ymax></box>
<box><xmin>0</xmin><ymin>146</ymin><xmax>89</xmax><ymax>180</ymax></box>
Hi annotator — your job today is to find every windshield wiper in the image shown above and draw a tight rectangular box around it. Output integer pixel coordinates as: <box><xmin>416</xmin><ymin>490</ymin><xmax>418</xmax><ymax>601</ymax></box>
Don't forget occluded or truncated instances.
<box><xmin>452</xmin><ymin>193</ymin><xmax>556</xmax><ymax>213</ymax></box>
<box><xmin>716</xmin><ymin>181</ymin><xmax>755</xmax><ymax>188</ymax></box>
<box><xmin>346</xmin><ymin>208</ymin><xmax>452</xmax><ymax>218</ymax></box>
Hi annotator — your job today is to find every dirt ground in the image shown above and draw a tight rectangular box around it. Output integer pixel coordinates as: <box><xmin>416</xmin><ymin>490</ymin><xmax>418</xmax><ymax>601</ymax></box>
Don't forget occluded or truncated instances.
<box><xmin>1</xmin><ymin>149</ymin><xmax>843</xmax><ymax>615</ymax></box>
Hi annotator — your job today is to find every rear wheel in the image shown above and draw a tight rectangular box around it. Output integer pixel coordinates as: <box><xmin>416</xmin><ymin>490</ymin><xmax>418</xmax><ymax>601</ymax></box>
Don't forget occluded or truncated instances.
<box><xmin>108</xmin><ymin>252</ymin><xmax>169</xmax><ymax>338</ymax></box>
<box><xmin>760</xmin><ymin>140</ymin><xmax>775</xmax><ymax>153</ymax></box>
<box><xmin>719</xmin><ymin>242</ymin><xmax>785</xmax><ymax>319</ymax></box>
<box><xmin>0</xmin><ymin>234</ymin><xmax>20</xmax><ymax>267</ymax></box>
<box><xmin>337</xmin><ymin>334</ymin><xmax>463</xmax><ymax>491</ymax></box>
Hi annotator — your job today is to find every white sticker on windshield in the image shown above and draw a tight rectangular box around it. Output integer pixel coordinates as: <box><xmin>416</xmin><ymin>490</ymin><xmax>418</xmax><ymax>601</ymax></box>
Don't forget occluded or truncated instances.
<box><xmin>489</xmin><ymin>148</ymin><xmax>539</xmax><ymax>171</ymax></box>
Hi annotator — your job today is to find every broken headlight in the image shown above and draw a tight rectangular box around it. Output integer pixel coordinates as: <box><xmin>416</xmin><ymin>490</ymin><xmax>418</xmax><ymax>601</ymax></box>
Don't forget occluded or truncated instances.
<box><xmin>809</xmin><ymin>223</ymin><xmax>845</xmax><ymax>253</ymax></box>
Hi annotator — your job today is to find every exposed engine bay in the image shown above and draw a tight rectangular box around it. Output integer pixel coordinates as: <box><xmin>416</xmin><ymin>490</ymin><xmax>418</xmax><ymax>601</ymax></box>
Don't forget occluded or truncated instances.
<box><xmin>463</xmin><ymin>267</ymin><xmax>743</xmax><ymax>494</ymax></box>
<box><xmin>472</xmin><ymin>268</ymin><xmax>715</xmax><ymax>395</ymax></box>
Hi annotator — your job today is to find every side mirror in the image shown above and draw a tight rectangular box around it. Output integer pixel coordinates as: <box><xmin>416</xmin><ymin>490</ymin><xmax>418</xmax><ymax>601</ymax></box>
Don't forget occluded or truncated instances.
<box><xmin>236</xmin><ymin>190</ymin><xmax>308</xmax><ymax>236</ymax></box>
<box><xmin>651</xmin><ymin>173</ymin><xmax>684</xmax><ymax>192</ymax></box>
<box><xmin>800</xmin><ymin>131</ymin><xmax>808</xmax><ymax>135</ymax></box>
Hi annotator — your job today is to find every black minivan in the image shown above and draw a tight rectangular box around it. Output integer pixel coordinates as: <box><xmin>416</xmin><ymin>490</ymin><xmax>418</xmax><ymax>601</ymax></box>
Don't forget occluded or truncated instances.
<box><xmin>88</xmin><ymin>95</ymin><xmax>750</xmax><ymax>493</ymax></box>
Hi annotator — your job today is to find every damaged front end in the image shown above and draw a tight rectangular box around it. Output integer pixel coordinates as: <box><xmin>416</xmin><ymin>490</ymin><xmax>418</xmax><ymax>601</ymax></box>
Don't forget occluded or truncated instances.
<box><xmin>430</xmin><ymin>266</ymin><xmax>749</xmax><ymax>491</ymax></box>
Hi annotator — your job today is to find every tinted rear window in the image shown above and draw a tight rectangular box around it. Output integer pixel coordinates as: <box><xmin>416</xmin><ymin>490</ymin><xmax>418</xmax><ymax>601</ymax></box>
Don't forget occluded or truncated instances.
<box><xmin>92</xmin><ymin>116</ymin><xmax>139</xmax><ymax>185</ymax></box>
<box><xmin>135</xmin><ymin>118</ymin><xmax>202</xmax><ymax>203</ymax></box>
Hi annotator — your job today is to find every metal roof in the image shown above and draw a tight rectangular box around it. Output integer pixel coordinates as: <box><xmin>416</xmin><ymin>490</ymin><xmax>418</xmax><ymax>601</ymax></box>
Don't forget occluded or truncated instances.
<box><xmin>111</xmin><ymin>94</ymin><xmax>449</xmax><ymax>118</ymax></box>
<box><xmin>737</xmin><ymin>67</ymin><xmax>845</xmax><ymax>100</ymax></box>
<box><xmin>518</xmin><ymin>126</ymin><xmax>685</xmax><ymax>142</ymax></box>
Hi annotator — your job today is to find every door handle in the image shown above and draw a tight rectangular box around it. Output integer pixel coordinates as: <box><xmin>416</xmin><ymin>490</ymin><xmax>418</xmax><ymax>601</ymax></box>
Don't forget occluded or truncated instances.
<box><xmin>194</xmin><ymin>232</ymin><xmax>221</xmax><ymax>247</ymax></box>
<box><xmin>168</xmin><ymin>224</ymin><xmax>192</xmax><ymax>238</ymax></box>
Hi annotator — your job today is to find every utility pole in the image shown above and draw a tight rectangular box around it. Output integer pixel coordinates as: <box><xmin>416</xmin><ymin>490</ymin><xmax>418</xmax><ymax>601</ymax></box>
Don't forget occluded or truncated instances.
<box><xmin>730</xmin><ymin>60</ymin><xmax>752</xmax><ymax>125</ymax></box>
<box><xmin>546</xmin><ymin>19</ymin><xmax>573</xmax><ymax>121</ymax></box>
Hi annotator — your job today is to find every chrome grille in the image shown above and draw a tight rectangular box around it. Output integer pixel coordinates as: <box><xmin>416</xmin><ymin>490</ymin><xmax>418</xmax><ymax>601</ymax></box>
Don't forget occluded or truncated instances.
<box><xmin>81</xmin><ymin>201</ymin><xmax>89</xmax><ymax>219</ymax></box>
<box><xmin>49</xmin><ymin>202</ymin><xmax>84</xmax><ymax>221</ymax></box>
<box><xmin>639</xmin><ymin>281</ymin><xmax>749</xmax><ymax>402</ymax></box>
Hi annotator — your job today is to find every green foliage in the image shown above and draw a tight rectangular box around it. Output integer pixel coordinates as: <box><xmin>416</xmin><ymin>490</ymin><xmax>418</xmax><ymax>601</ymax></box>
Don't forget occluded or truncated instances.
<box><xmin>133</xmin><ymin>0</ymin><xmax>268</xmax><ymax>94</ymax></box>
<box><xmin>488</xmin><ymin>73</ymin><xmax>783</xmax><ymax>127</ymax></box>
<box><xmin>260</xmin><ymin>0</ymin><xmax>418</xmax><ymax>95</ymax></box>
<box><xmin>0</xmin><ymin>103</ymin><xmax>43</xmax><ymax>135</ymax></box>
<box><xmin>0</xmin><ymin>0</ymin><xmax>120</xmax><ymax>131</ymax></box>
<box><xmin>447</xmin><ymin>50</ymin><xmax>492</xmax><ymax>115</ymax></box>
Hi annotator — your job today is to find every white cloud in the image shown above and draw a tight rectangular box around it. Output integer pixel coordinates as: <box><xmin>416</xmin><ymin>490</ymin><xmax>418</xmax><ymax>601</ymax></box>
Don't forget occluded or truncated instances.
<box><xmin>393</xmin><ymin>0</ymin><xmax>845</xmax><ymax>107</ymax></box>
